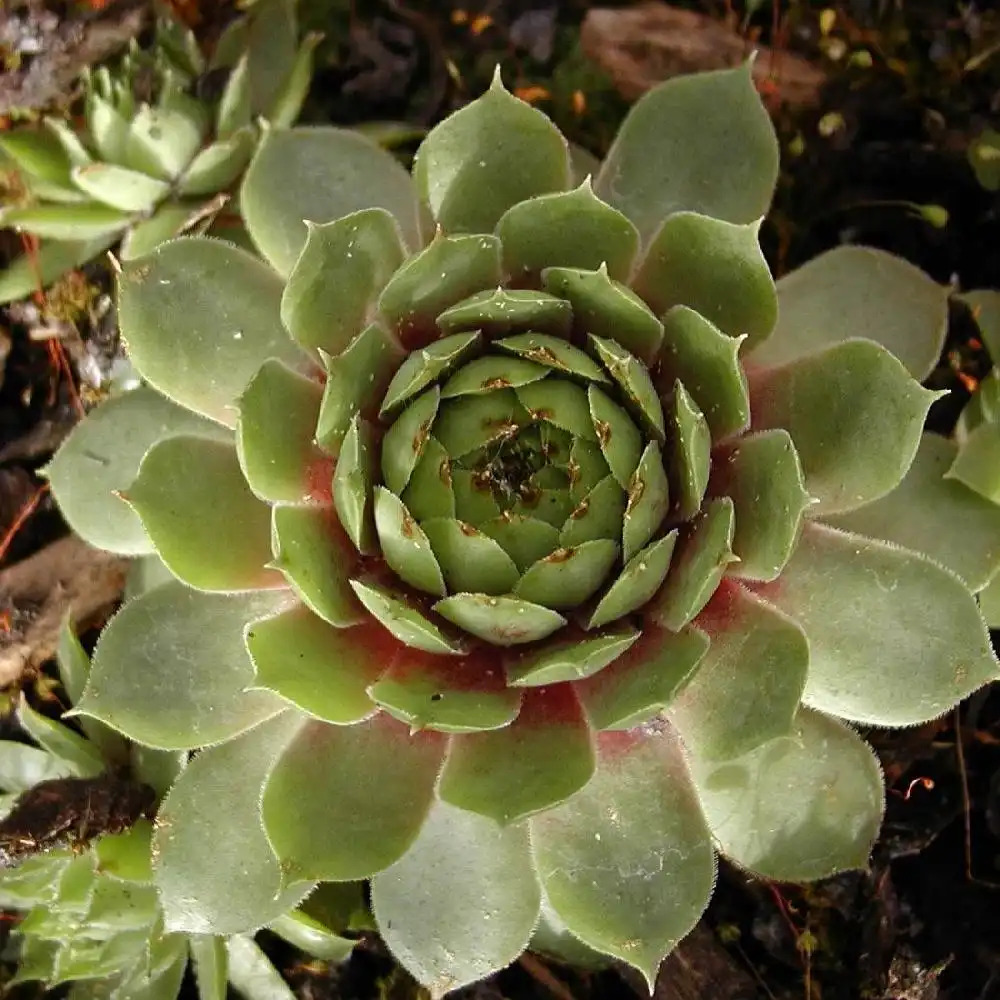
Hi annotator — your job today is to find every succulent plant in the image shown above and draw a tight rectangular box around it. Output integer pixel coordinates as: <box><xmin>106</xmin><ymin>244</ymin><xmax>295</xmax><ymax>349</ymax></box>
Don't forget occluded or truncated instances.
<box><xmin>43</xmin><ymin>64</ymin><xmax>1000</xmax><ymax>994</ymax></box>
<box><xmin>0</xmin><ymin>0</ymin><xmax>317</xmax><ymax>305</ymax></box>
<box><xmin>0</xmin><ymin>618</ymin><xmax>358</xmax><ymax>998</ymax></box>
<box><xmin>943</xmin><ymin>290</ymin><xmax>1000</xmax><ymax>625</ymax></box>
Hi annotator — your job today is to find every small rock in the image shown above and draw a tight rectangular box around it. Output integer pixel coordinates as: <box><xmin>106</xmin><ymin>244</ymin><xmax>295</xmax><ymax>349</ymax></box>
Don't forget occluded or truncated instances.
<box><xmin>581</xmin><ymin>3</ymin><xmax>827</xmax><ymax>110</ymax></box>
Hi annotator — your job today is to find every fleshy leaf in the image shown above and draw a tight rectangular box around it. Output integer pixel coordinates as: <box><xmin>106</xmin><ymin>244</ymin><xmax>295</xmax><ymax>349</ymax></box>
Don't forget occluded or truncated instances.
<box><xmin>126</xmin><ymin>435</ymin><xmax>278</xmax><ymax>591</ymax></box>
<box><xmin>543</xmin><ymin>265</ymin><xmax>663</xmax><ymax>365</ymax></box>
<box><xmin>576</xmin><ymin>624</ymin><xmax>708</xmax><ymax>730</ymax></box>
<box><xmin>280</xmin><ymin>209</ymin><xmax>406</xmax><ymax>355</ymax></box>
<box><xmin>647</xmin><ymin>499</ymin><xmax>735</xmax><ymax>631</ymax></box>
<box><xmin>316</xmin><ymin>322</ymin><xmax>406</xmax><ymax>455</ymax></box>
<box><xmin>177</xmin><ymin>126</ymin><xmax>256</xmax><ymax>196</ymax></box>
<box><xmin>422</xmin><ymin>519</ymin><xmax>521</xmax><ymax>595</ymax></box>
<box><xmin>246</xmin><ymin>607</ymin><xmax>381</xmax><ymax>724</ymax></box>
<box><xmin>380</xmin><ymin>331</ymin><xmax>481</xmax><ymax>419</ymax></box>
<box><xmin>268</xmin><ymin>910</ymin><xmax>357</xmax><ymax>963</ymax></box>
<box><xmin>959</xmin><ymin>289</ymin><xmax>1000</xmax><ymax>360</ymax></box>
<box><xmin>710</xmin><ymin>430</ymin><xmax>810</xmax><ymax>581</ymax></box>
<box><xmin>349</xmin><ymin>578</ymin><xmax>467</xmax><ymax>655</ymax></box>
<box><xmin>47</xmin><ymin>386</ymin><xmax>226</xmax><ymax>555</ymax></box>
<box><xmin>750</xmin><ymin>339</ymin><xmax>940</xmax><ymax>515</ymax></box>
<box><xmin>437</xmin><ymin>289</ymin><xmax>573</xmax><ymax>338</ymax></box>
<box><xmin>70</xmin><ymin>162</ymin><xmax>170</xmax><ymax>212</ymax></box>
<box><xmin>633</xmin><ymin>213</ymin><xmax>776</xmax><ymax>349</ymax></box>
<box><xmin>76</xmin><ymin>583</ymin><xmax>288</xmax><ymax>749</ymax></box>
<box><xmin>413</xmin><ymin>69</ymin><xmax>570</xmax><ymax>234</ymax></box>
<box><xmin>368</xmin><ymin>648</ymin><xmax>522</xmax><ymax>733</ymax></box>
<box><xmin>374</xmin><ymin>488</ymin><xmax>448</xmax><ymax>597</ymax></box>
<box><xmin>0</xmin><ymin>743</ymin><xmax>72</xmax><ymax>793</ymax></box>
<box><xmin>689</xmin><ymin>709</ymin><xmax>884</xmax><ymax>881</ymax></box>
<box><xmin>333</xmin><ymin>415</ymin><xmax>378</xmax><ymax>554</ymax></box>
<box><xmin>119</xmin><ymin>201</ymin><xmax>201</xmax><ymax>260</ymax></box>
<box><xmin>763</xmin><ymin>522</ymin><xmax>1000</xmax><ymax>726</ymax></box>
<box><xmin>123</xmin><ymin>105</ymin><xmax>205</xmax><ymax>180</ymax></box>
<box><xmin>496</xmin><ymin>178</ymin><xmax>639</xmax><ymax>281</ymax></box>
<box><xmin>237</xmin><ymin>360</ymin><xmax>325</xmax><ymax>504</ymax></box>
<box><xmin>623</xmin><ymin>442</ymin><xmax>670</xmax><ymax>563</ymax></box>
<box><xmin>16</xmin><ymin>695</ymin><xmax>105</xmax><ymax>778</ymax></box>
<box><xmin>826</xmin><ymin>434</ymin><xmax>1000</xmax><ymax>591</ymax></box>
<box><xmin>241</xmin><ymin>127</ymin><xmax>422</xmax><ymax>276</ymax></box>
<box><xmin>531</xmin><ymin>723</ymin><xmax>715</xmax><ymax>989</ymax></box>
<box><xmin>587</xmin><ymin>533</ymin><xmax>678</xmax><ymax>629</ymax></box>
<box><xmin>749</xmin><ymin>245</ymin><xmax>949</xmax><ymax>380</ymax></box>
<box><xmin>438</xmin><ymin>686</ymin><xmax>594</xmax><ymax>823</ymax></box>
<box><xmin>378</xmin><ymin>233</ymin><xmax>503</xmax><ymax>334</ymax></box>
<box><xmin>118</xmin><ymin>237</ymin><xmax>301</xmax><ymax>426</ymax></box>
<box><xmin>262</xmin><ymin>714</ymin><xmax>446</xmax><ymax>882</ymax></box>
<box><xmin>154</xmin><ymin>712</ymin><xmax>312</xmax><ymax>934</ymax></box>
<box><xmin>670</xmin><ymin>583</ymin><xmax>808</xmax><ymax>761</ymax></box>
<box><xmin>658</xmin><ymin>307</ymin><xmax>749</xmax><ymax>441</ymax></box>
<box><xmin>594</xmin><ymin>62</ymin><xmax>778</xmax><ymax>244</ymax></box>
<box><xmin>433</xmin><ymin>594</ymin><xmax>565</xmax><ymax>646</ymax></box>
<box><xmin>946</xmin><ymin>421</ymin><xmax>1000</xmax><ymax>502</ymax></box>
<box><xmin>0</xmin><ymin>204</ymin><xmax>131</xmax><ymax>240</ymax></box>
<box><xmin>514</xmin><ymin>540</ymin><xmax>619</xmax><ymax>610</ymax></box>
<box><xmin>668</xmin><ymin>381</ymin><xmax>711</xmax><ymax>520</ymax></box>
<box><xmin>225</xmin><ymin>937</ymin><xmax>297</xmax><ymax>1000</ymax></box>
<box><xmin>505</xmin><ymin>625</ymin><xmax>640</xmax><ymax>687</ymax></box>
<box><xmin>497</xmin><ymin>332</ymin><xmax>608</xmax><ymax>384</ymax></box>
<box><xmin>271</xmin><ymin>506</ymin><xmax>366</xmax><ymax>626</ymax></box>
<box><xmin>372</xmin><ymin>801</ymin><xmax>540</xmax><ymax>998</ymax></box>
<box><xmin>0</xmin><ymin>235</ymin><xmax>117</xmax><ymax>305</ymax></box>
<box><xmin>190</xmin><ymin>936</ymin><xmax>228</xmax><ymax>1000</ymax></box>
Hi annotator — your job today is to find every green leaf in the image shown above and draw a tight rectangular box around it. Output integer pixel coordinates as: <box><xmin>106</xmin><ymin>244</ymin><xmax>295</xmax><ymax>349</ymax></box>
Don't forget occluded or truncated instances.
<box><xmin>422</xmin><ymin>518</ymin><xmax>521</xmax><ymax>595</ymax></box>
<box><xmin>826</xmin><ymin>434</ymin><xmax>1000</xmax><ymax>591</ymax></box>
<box><xmin>413</xmin><ymin>68</ymin><xmax>570</xmax><ymax>234</ymax></box>
<box><xmin>0</xmin><ymin>742</ymin><xmax>72</xmax><ymax>793</ymax></box>
<box><xmin>178</xmin><ymin>126</ymin><xmax>256</xmax><ymax>196</ymax></box>
<box><xmin>268</xmin><ymin>910</ymin><xmax>357</xmax><ymax>963</ymax></box>
<box><xmin>372</xmin><ymin>801</ymin><xmax>540</xmax><ymax>997</ymax></box>
<box><xmin>514</xmin><ymin>539</ymin><xmax>619</xmax><ymax>610</ymax></box>
<box><xmin>262</xmin><ymin>714</ymin><xmax>446</xmax><ymax>881</ymax></box>
<box><xmin>378</xmin><ymin>233</ymin><xmax>503</xmax><ymax>334</ymax></box>
<box><xmin>190</xmin><ymin>936</ymin><xmax>228</xmax><ymax>1000</ymax></box>
<box><xmin>237</xmin><ymin>360</ymin><xmax>325</xmax><ymax>504</ymax></box>
<box><xmin>0</xmin><ymin>127</ymin><xmax>72</xmax><ymax>184</ymax></box>
<box><xmin>750</xmin><ymin>339</ymin><xmax>940</xmax><ymax>515</ymax></box>
<box><xmin>575</xmin><ymin>624</ymin><xmax>709</xmax><ymax>730</ymax></box>
<box><xmin>17</xmin><ymin>695</ymin><xmax>105</xmax><ymax>778</ymax></box>
<box><xmin>70</xmin><ymin>163</ymin><xmax>170</xmax><ymax>213</ymax></box>
<box><xmin>669</xmin><ymin>583</ymin><xmax>807</xmax><ymax>760</ymax></box>
<box><xmin>668</xmin><ymin>381</ymin><xmax>711</xmax><ymax>520</ymax></box>
<box><xmin>244</xmin><ymin>0</ymin><xmax>297</xmax><ymax>114</ymax></box>
<box><xmin>647</xmin><ymin>499</ymin><xmax>735</xmax><ymax>630</ymax></box>
<box><xmin>266</xmin><ymin>31</ymin><xmax>322</xmax><ymax>128</ymax></box>
<box><xmin>749</xmin><ymin>246</ymin><xmax>949</xmax><ymax>380</ymax></box>
<box><xmin>433</xmin><ymin>593</ymin><xmax>566</xmax><ymax>646</ymax></box>
<box><xmin>710</xmin><ymin>430</ymin><xmax>810</xmax><ymax>581</ymax></box>
<box><xmin>271</xmin><ymin>506</ymin><xmax>366</xmax><ymax>627</ymax></box>
<box><xmin>496</xmin><ymin>178</ymin><xmax>638</xmax><ymax>281</ymax></box>
<box><xmin>316</xmin><ymin>322</ymin><xmax>406</xmax><ymax>455</ymax></box>
<box><xmin>123</xmin><ymin>105</ymin><xmax>205</xmax><ymax>180</ymax></box>
<box><xmin>76</xmin><ymin>583</ymin><xmax>287</xmax><ymax>749</ymax></box>
<box><xmin>370</xmin><ymin>648</ymin><xmax>522</xmax><ymax>733</ymax></box>
<box><xmin>946</xmin><ymin>421</ymin><xmax>1000</xmax><ymax>502</ymax></box>
<box><xmin>438</xmin><ymin>687</ymin><xmax>594</xmax><ymax>823</ymax></box>
<box><xmin>594</xmin><ymin>62</ymin><xmax>778</xmax><ymax>245</ymax></box>
<box><xmin>47</xmin><ymin>387</ymin><xmax>226</xmax><ymax>555</ymax></box>
<box><xmin>334</xmin><ymin>416</ymin><xmax>378</xmax><ymax>553</ymax></box>
<box><xmin>119</xmin><ymin>201</ymin><xmax>202</xmax><ymax>260</ymax></box>
<box><xmin>225</xmin><ymin>937</ymin><xmax>297</xmax><ymax>1000</ymax></box>
<box><xmin>374</xmin><ymin>488</ymin><xmax>447</xmax><ymax>598</ymax></box>
<box><xmin>246</xmin><ymin>608</ymin><xmax>381</xmax><ymax>723</ymax></box>
<box><xmin>281</xmin><ymin>209</ymin><xmax>405</xmax><ymax>355</ymax></box>
<box><xmin>587</xmin><ymin>533</ymin><xmax>678</xmax><ymax>630</ymax></box>
<box><xmin>979</xmin><ymin>572</ymin><xmax>1000</xmax><ymax>629</ymax></box>
<box><xmin>350</xmin><ymin>577</ymin><xmax>465</xmax><ymax>655</ymax></box>
<box><xmin>94</xmin><ymin>820</ymin><xmax>154</xmax><ymax>883</ymax></box>
<box><xmin>381</xmin><ymin>386</ymin><xmax>441</xmax><ymax>495</ymax></box>
<box><xmin>0</xmin><ymin>236</ymin><xmax>117</xmax><ymax>305</ymax></box>
<box><xmin>127</xmin><ymin>435</ymin><xmax>277</xmax><ymax>591</ymax></box>
<box><xmin>118</xmin><ymin>237</ymin><xmax>301</xmax><ymax>426</ymax></box>
<box><xmin>437</xmin><ymin>289</ymin><xmax>572</xmax><ymax>338</ymax></box>
<box><xmin>241</xmin><ymin>127</ymin><xmax>422</xmax><ymax>276</ymax></box>
<box><xmin>633</xmin><ymin>214</ymin><xmax>776</xmax><ymax>349</ymax></box>
<box><xmin>154</xmin><ymin>712</ymin><xmax>312</xmax><ymax>935</ymax></box>
<box><xmin>1</xmin><ymin>204</ymin><xmax>131</xmax><ymax>240</ymax></box>
<box><xmin>85</xmin><ymin>92</ymin><xmax>128</xmax><ymax>162</ymax></box>
<box><xmin>690</xmin><ymin>709</ymin><xmax>883</xmax><ymax>881</ymax></box>
<box><xmin>217</xmin><ymin>53</ymin><xmax>252</xmax><ymax>139</ymax></box>
<box><xmin>505</xmin><ymin>625</ymin><xmax>640</xmax><ymax>688</ymax></box>
<box><xmin>531</xmin><ymin>723</ymin><xmax>715</xmax><ymax>989</ymax></box>
<box><xmin>763</xmin><ymin>522</ymin><xmax>1000</xmax><ymax>726</ymax></box>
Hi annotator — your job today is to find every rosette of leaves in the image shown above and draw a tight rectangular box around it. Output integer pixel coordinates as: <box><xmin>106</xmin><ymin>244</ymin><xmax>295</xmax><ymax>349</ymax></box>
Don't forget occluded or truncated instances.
<box><xmin>0</xmin><ymin>620</ymin><xmax>358</xmax><ymax>999</ymax></box>
<box><xmin>45</xmin><ymin>65</ymin><xmax>1000</xmax><ymax>994</ymax></box>
<box><xmin>0</xmin><ymin>0</ymin><xmax>318</xmax><ymax>305</ymax></box>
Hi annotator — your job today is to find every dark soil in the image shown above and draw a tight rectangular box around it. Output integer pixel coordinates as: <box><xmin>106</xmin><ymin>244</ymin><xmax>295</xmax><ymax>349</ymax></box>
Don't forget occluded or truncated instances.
<box><xmin>2</xmin><ymin>2</ymin><xmax>999</xmax><ymax>999</ymax></box>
